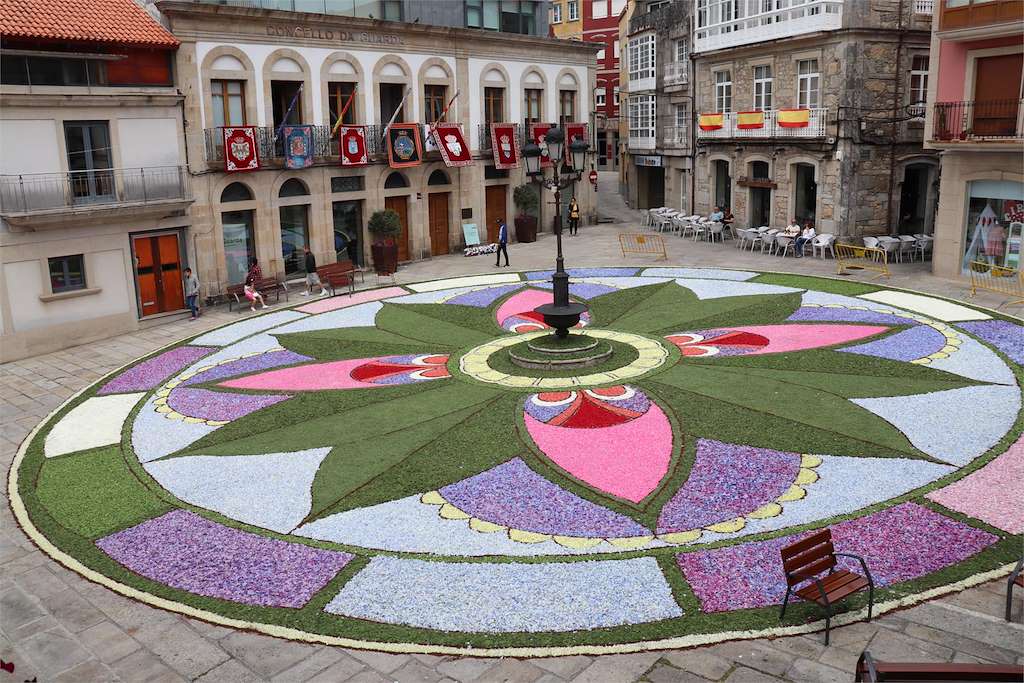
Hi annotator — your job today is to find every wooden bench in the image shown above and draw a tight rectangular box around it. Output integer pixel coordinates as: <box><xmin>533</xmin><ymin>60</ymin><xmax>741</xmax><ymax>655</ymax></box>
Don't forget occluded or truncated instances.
<box><xmin>619</xmin><ymin>232</ymin><xmax>667</xmax><ymax>260</ymax></box>
<box><xmin>856</xmin><ymin>650</ymin><xmax>1024</xmax><ymax>682</ymax></box>
<box><xmin>780</xmin><ymin>528</ymin><xmax>874</xmax><ymax>645</ymax></box>
<box><xmin>226</xmin><ymin>276</ymin><xmax>288</xmax><ymax>311</ymax></box>
<box><xmin>316</xmin><ymin>261</ymin><xmax>356</xmax><ymax>296</ymax></box>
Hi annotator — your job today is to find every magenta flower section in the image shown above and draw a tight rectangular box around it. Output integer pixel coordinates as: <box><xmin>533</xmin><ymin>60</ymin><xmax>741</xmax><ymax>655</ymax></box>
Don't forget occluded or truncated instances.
<box><xmin>928</xmin><ymin>434</ymin><xmax>1024</xmax><ymax>534</ymax></box>
<box><xmin>658</xmin><ymin>439</ymin><xmax>800</xmax><ymax>533</ymax></box>
<box><xmin>96</xmin><ymin>510</ymin><xmax>352</xmax><ymax>608</ymax></box>
<box><xmin>98</xmin><ymin>346</ymin><xmax>214</xmax><ymax>395</ymax></box>
<box><xmin>439</xmin><ymin>458</ymin><xmax>650</xmax><ymax>538</ymax></box>
<box><xmin>677</xmin><ymin>503</ymin><xmax>997</xmax><ymax>612</ymax></box>
<box><xmin>182</xmin><ymin>350</ymin><xmax>312</xmax><ymax>386</ymax></box>
<box><xmin>166</xmin><ymin>387</ymin><xmax>290</xmax><ymax>422</ymax></box>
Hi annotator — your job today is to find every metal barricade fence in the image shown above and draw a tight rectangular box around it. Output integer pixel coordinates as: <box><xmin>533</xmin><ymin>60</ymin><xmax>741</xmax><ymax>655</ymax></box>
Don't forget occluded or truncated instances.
<box><xmin>969</xmin><ymin>261</ymin><xmax>1023</xmax><ymax>306</ymax></box>
<box><xmin>619</xmin><ymin>233</ymin><xmax>667</xmax><ymax>260</ymax></box>
<box><xmin>836</xmin><ymin>243</ymin><xmax>890</xmax><ymax>279</ymax></box>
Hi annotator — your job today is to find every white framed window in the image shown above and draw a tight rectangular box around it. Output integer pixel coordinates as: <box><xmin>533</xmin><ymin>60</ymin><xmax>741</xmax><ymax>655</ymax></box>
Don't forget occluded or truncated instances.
<box><xmin>613</xmin><ymin>39</ymin><xmax>620</xmax><ymax>58</ymax></box>
<box><xmin>753</xmin><ymin>64</ymin><xmax>773</xmax><ymax>111</ymax></box>
<box><xmin>675</xmin><ymin>39</ymin><xmax>688</xmax><ymax>63</ymax></box>
<box><xmin>628</xmin><ymin>94</ymin><xmax>656</xmax><ymax>140</ymax></box>
<box><xmin>551</xmin><ymin>2</ymin><xmax>562</xmax><ymax>23</ymax></box>
<box><xmin>675</xmin><ymin>103</ymin><xmax>687</xmax><ymax>127</ymax></box>
<box><xmin>714</xmin><ymin>69</ymin><xmax>732</xmax><ymax>112</ymax></box>
<box><xmin>593</xmin><ymin>0</ymin><xmax>608</xmax><ymax>19</ymax></box>
<box><xmin>909</xmin><ymin>54</ymin><xmax>929</xmax><ymax>117</ymax></box>
<box><xmin>611</xmin><ymin>0</ymin><xmax>626</xmax><ymax>14</ymax></box>
<box><xmin>628</xmin><ymin>33</ymin><xmax>656</xmax><ymax>83</ymax></box>
<box><xmin>568</xmin><ymin>0</ymin><xmax>579</xmax><ymax>21</ymax></box>
<box><xmin>596</xmin><ymin>88</ymin><xmax>606</xmax><ymax>107</ymax></box>
<box><xmin>613</xmin><ymin>85</ymin><xmax>620</xmax><ymax>103</ymax></box>
<box><xmin>797</xmin><ymin>58</ymin><xmax>820</xmax><ymax>109</ymax></box>
<box><xmin>597</xmin><ymin>46</ymin><xmax>606</xmax><ymax>60</ymax></box>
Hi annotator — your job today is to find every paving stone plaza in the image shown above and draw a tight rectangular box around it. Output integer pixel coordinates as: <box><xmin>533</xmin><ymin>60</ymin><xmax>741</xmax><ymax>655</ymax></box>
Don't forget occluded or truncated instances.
<box><xmin>2</xmin><ymin>174</ymin><xmax>1022</xmax><ymax>682</ymax></box>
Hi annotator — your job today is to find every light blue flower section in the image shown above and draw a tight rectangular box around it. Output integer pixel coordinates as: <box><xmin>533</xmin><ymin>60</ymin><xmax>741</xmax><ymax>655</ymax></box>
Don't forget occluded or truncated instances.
<box><xmin>641</xmin><ymin>268</ymin><xmax>758</xmax><ymax>281</ymax></box>
<box><xmin>270</xmin><ymin>302</ymin><xmax>381</xmax><ymax>334</ymax></box>
<box><xmin>325</xmin><ymin>556</ymin><xmax>682</xmax><ymax>632</ymax></box>
<box><xmin>852</xmin><ymin>385</ymin><xmax>1020</xmax><ymax>466</ymax></box>
<box><xmin>178</xmin><ymin>334</ymin><xmax>283</xmax><ymax>377</ymax></box>
<box><xmin>294</xmin><ymin>495</ymin><xmax>670</xmax><ymax>557</ymax></box>
<box><xmin>191</xmin><ymin>310</ymin><xmax>307</xmax><ymax>346</ymax></box>
<box><xmin>800</xmin><ymin>291</ymin><xmax>917</xmax><ymax>318</ymax></box>
<box><xmin>578</xmin><ymin>276</ymin><xmax>672</xmax><ymax>290</ymax></box>
<box><xmin>927</xmin><ymin>334</ymin><xmax>1017</xmax><ymax>386</ymax></box>
<box><xmin>145</xmin><ymin>448</ymin><xmax>331</xmax><ymax>533</ymax></box>
<box><xmin>132</xmin><ymin>396</ymin><xmax>218</xmax><ymax>463</ymax></box>
<box><xmin>384</xmin><ymin>287</ymin><xmax>489</xmax><ymax>305</ymax></box>
<box><xmin>672</xmin><ymin>278</ymin><xmax>802</xmax><ymax>300</ymax></box>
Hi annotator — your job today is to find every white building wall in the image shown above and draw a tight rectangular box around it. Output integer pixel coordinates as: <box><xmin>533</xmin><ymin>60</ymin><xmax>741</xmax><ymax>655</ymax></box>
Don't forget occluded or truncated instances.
<box><xmin>118</xmin><ymin>118</ymin><xmax>182</xmax><ymax>168</ymax></box>
<box><xmin>0</xmin><ymin>120</ymin><xmax>62</xmax><ymax>175</ymax></box>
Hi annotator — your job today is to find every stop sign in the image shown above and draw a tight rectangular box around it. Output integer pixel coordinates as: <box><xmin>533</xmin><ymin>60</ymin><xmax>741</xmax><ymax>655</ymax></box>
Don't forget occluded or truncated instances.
<box><xmin>588</xmin><ymin>170</ymin><xmax>598</xmax><ymax>185</ymax></box>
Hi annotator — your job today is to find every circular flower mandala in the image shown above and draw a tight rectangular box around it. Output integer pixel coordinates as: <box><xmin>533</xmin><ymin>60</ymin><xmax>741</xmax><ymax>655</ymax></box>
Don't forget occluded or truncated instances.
<box><xmin>11</xmin><ymin>269</ymin><xmax>1023</xmax><ymax>654</ymax></box>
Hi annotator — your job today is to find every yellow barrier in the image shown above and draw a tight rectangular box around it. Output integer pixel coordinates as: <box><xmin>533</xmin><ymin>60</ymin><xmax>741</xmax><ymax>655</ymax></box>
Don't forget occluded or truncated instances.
<box><xmin>836</xmin><ymin>243</ymin><xmax>890</xmax><ymax>279</ymax></box>
<box><xmin>619</xmin><ymin>232</ymin><xmax>667</xmax><ymax>260</ymax></box>
<box><xmin>969</xmin><ymin>261</ymin><xmax>1023</xmax><ymax>306</ymax></box>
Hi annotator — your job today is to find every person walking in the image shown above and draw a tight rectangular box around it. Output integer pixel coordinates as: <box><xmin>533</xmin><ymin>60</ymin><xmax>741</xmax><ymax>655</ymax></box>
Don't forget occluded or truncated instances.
<box><xmin>568</xmin><ymin>197</ymin><xmax>581</xmax><ymax>236</ymax></box>
<box><xmin>495</xmin><ymin>218</ymin><xmax>510</xmax><ymax>268</ymax></box>
<box><xmin>301</xmin><ymin>247</ymin><xmax>329</xmax><ymax>296</ymax></box>
<box><xmin>183</xmin><ymin>267</ymin><xmax>200</xmax><ymax>320</ymax></box>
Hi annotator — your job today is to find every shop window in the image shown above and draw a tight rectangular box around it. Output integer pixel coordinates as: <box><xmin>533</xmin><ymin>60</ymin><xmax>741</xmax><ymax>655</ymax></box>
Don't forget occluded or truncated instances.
<box><xmin>961</xmin><ymin>180</ymin><xmax>1024</xmax><ymax>273</ymax></box>
<box><xmin>222</xmin><ymin>210</ymin><xmax>256</xmax><ymax>285</ymax></box>
<box><xmin>48</xmin><ymin>255</ymin><xmax>86</xmax><ymax>293</ymax></box>
<box><xmin>333</xmin><ymin>200</ymin><xmax>363</xmax><ymax>265</ymax></box>
<box><xmin>280</xmin><ymin>205</ymin><xmax>310</xmax><ymax>275</ymax></box>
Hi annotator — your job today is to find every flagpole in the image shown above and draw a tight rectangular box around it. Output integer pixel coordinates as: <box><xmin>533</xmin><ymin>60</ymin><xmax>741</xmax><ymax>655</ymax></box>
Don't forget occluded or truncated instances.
<box><xmin>330</xmin><ymin>85</ymin><xmax>358</xmax><ymax>137</ymax></box>
<box><xmin>274</xmin><ymin>83</ymin><xmax>303</xmax><ymax>141</ymax></box>
<box><xmin>381</xmin><ymin>86</ymin><xmax>412</xmax><ymax>142</ymax></box>
<box><xmin>428</xmin><ymin>89</ymin><xmax>460</xmax><ymax>136</ymax></box>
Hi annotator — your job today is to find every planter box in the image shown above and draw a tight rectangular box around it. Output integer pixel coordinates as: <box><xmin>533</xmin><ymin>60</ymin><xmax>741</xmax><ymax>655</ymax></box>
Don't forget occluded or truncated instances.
<box><xmin>515</xmin><ymin>215</ymin><xmax>538</xmax><ymax>243</ymax></box>
<box><xmin>371</xmin><ymin>242</ymin><xmax>398</xmax><ymax>276</ymax></box>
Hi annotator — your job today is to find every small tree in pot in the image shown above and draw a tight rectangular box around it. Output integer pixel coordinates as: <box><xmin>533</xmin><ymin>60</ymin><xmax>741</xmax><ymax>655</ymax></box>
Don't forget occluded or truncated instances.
<box><xmin>368</xmin><ymin>209</ymin><xmax>401</xmax><ymax>275</ymax></box>
<box><xmin>513</xmin><ymin>183</ymin><xmax>539</xmax><ymax>243</ymax></box>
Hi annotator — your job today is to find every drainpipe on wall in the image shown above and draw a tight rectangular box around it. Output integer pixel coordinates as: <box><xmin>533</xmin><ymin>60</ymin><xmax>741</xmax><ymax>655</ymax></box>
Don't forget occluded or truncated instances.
<box><xmin>886</xmin><ymin>0</ymin><xmax>907</xmax><ymax>236</ymax></box>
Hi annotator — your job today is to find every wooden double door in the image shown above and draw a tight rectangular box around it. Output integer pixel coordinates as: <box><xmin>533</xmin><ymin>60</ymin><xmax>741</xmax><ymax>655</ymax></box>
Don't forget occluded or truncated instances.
<box><xmin>384</xmin><ymin>195</ymin><xmax>411</xmax><ymax>261</ymax></box>
<box><xmin>485</xmin><ymin>185</ymin><xmax>507</xmax><ymax>243</ymax></box>
<box><xmin>428</xmin><ymin>192</ymin><xmax>450</xmax><ymax>256</ymax></box>
<box><xmin>134</xmin><ymin>233</ymin><xmax>185</xmax><ymax>317</ymax></box>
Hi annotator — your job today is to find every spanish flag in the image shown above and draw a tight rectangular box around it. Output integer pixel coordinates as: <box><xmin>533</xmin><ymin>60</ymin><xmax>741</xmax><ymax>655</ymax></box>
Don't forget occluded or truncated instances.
<box><xmin>777</xmin><ymin>108</ymin><xmax>810</xmax><ymax>128</ymax></box>
<box><xmin>699</xmin><ymin>113</ymin><xmax>724</xmax><ymax>131</ymax></box>
<box><xmin>736</xmin><ymin>111</ymin><xmax>765</xmax><ymax>130</ymax></box>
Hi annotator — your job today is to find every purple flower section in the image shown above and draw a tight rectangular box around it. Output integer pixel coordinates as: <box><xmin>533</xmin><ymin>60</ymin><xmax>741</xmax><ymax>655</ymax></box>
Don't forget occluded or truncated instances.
<box><xmin>99</xmin><ymin>346</ymin><xmax>214</xmax><ymax>395</ymax></box>
<box><xmin>96</xmin><ymin>510</ymin><xmax>353</xmax><ymax>608</ymax></box>
<box><xmin>447</xmin><ymin>284</ymin><xmax>524</xmax><ymax>307</ymax></box>
<box><xmin>525</xmin><ymin>268</ymin><xmax>639</xmax><ymax>281</ymax></box>
<box><xmin>657</xmin><ymin>439</ymin><xmax>800</xmax><ymax>533</ymax></box>
<box><xmin>787</xmin><ymin>307</ymin><xmax>914</xmax><ymax>327</ymax></box>
<box><xmin>439</xmin><ymin>458</ymin><xmax>650</xmax><ymax>538</ymax></box>
<box><xmin>166</xmin><ymin>387</ymin><xmax>289</xmax><ymax>422</ymax></box>
<box><xmin>677</xmin><ymin>502</ymin><xmax>997</xmax><ymax>612</ymax></box>
<box><xmin>533</xmin><ymin>282</ymin><xmax>620</xmax><ymax>300</ymax></box>
<box><xmin>182</xmin><ymin>350</ymin><xmax>312</xmax><ymax>386</ymax></box>
<box><xmin>838</xmin><ymin>325</ymin><xmax>947</xmax><ymax>362</ymax></box>
<box><xmin>959</xmin><ymin>320</ymin><xmax>1024</xmax><ymax>365</ymax></box>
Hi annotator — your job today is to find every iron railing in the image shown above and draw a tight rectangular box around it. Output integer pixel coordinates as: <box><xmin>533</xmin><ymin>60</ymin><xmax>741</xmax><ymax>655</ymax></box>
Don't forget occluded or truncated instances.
<box><xmin>932</xmin><ymin>99</ymin><xmax>1024</xmax><ymax>141</ymax></box>
<box><xmin>662</xmin><ymin>126</ymin><xmax>690</xmax><ymax>149</ymax></box>
<box><xmin>0</xmin><ymin>166</ymin><xmax>190</xmax><ymax>213</ymax></box>
<box><xmin>204</xmin><ymin>124</ymin><xmax>386</xmax><ymax>163</ymax></box>
<box><xmin>696</xmin><ymin>108</ymin><xmax>829</xmax><ymax>139</ymax></box>
<box><xmin>477</xmin><ymin>123</ymin><xmax>524</xmax><ymax>152</ymax></box>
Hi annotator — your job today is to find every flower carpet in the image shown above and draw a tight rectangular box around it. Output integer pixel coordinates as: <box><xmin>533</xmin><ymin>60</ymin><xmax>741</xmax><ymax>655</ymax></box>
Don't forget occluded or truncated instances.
<box><xmin>9</xmin><ymin>268</ymin><xmax>1023</xmax><ymax>655</ymax></box>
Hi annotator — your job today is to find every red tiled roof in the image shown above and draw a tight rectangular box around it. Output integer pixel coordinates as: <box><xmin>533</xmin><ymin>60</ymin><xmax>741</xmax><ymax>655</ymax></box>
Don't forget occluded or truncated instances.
<box><xmin>0</xmin><ymin>0</ymin><xmax>179</xmax><ymax>48</ymax></box>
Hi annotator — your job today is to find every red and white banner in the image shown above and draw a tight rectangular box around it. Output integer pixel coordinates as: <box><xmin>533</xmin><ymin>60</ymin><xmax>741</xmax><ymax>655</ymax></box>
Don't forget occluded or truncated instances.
<box><xmin>338</xmin><ymin>126</ymin><xmax>368</xmax><ymax>166</ymax></box>
<box><xmin>490</xmin><ymin>123</ymin><xmax>520</xmax><ymax>170</ymax></box>
<box><xmin>431</xmin><ymin>123</ymin><xmax>473</xmax><ymax>167</ymax></box>
<box><xmin>223</xmin><ymin>126</ymin><xmax>260</xmax><ymax>172</ymax></box>
<box><xmin>563</xmin><ymin>122</ymin><xmax>588</xmax><ymax>161</ymax></box>
<box><xmin>529</xmin><ymin>122</ymin><xmax>555</xmax><ymax>168</ymax></box>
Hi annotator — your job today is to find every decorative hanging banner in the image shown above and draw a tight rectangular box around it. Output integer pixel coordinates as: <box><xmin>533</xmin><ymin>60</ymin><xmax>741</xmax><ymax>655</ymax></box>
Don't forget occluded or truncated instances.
<box><xmin>529</xmin><ymin>122</ymin><xmax>555</xmax><ymax>167</ymax></box>
<box><xmin>563</xmin><ymin>122</ymin><xmax>589</xmax><ymax>160</ymax></box>
<box><xmin>431</xmin><ymin>123</ymin><xmax>473</xmax><ymax>167</ymax></box>
<box><xmin>777</xmin><ymin>108</ymin><xmax>810</xmax><ymax>128</ymax></box>
<box><xmin>698</xmin><ymin>113</ymin><xmax>723</xmax><ymax>131</ymax></box>
<box><xmin>282</xmin><ymin>125</ymin><xmax>314</xmax><ymax>169</ymax></box>
<box><xmin>736</xmin><ymin>111</ymin><xmax>765</xmax><ymax>130</ymax></box>
<box><xmin>490</xmin><ymin>123</ymin><xmax>520</xmax><ymax>170</ymax></box>
<box><xmin>386</xmin><ymin>123</ymin><xmax>423</xmax><ymax>169</ymax></box>
<box><xmin>338</xmin><ymin>126</ymin><xmax>368</xmax><ymax>166</ymax></box>
<box><xmin>223</xmin><ymin>126</ymin><xmax>260</xmax><ymax>172</ymax></box>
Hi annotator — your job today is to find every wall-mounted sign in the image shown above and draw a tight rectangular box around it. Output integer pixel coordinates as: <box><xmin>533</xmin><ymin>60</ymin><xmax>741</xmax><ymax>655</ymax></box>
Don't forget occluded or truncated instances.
<box><xmin>634</xmin><ymin>155</ymin><xmax>662</xmax><ymax>167</ymax></box>
<box><xmin>265</xmin><ymin>25</ymin><xmax>403</xmax><ymax>44</ymax></box>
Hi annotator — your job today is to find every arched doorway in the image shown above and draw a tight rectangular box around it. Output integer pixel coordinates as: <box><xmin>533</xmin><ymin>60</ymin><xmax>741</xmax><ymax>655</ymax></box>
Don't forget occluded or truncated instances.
<box><xmin>384</xmin><ymin>171</ymin><xmax>411</xmax><ymax>261</ymax></box>
<box><xmin>427</xmin><ymin>169</ymin><xmax>451</xmax><ymax>256</ymax></box>
<box><xmin>792</xmin><ymin>163</ymin><xmax>817</xmax><ymax>226</ymax></box>
<box><xmin>748</xmin><ymin>160</ymin><xmax>771</xmax><ymax>228</ymax></box>
<box><xmin>898</xmin><ymin>163</ymin><xmax>932</xmax><ymax>235</ymax></box>
<box><xmin>220</xmin><ymin>182</ymin><xmax>257</xmax><ymax>286</ymax></box>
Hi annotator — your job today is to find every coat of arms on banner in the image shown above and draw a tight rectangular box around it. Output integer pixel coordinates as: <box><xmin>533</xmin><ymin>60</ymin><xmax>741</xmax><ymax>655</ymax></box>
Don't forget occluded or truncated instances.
<box><xmin>431</xmin><ymin>123</ymin><xmax>472</xmax><ymax>168</ymax></box>
<box><xmin>282</xmin><ymin>125</ymin><xmax>314</xmax><ymax>169</ymax></box>
<box><xmin>490</xmin><ymin>123</ymin><xmax>520</xmax><ymax>170</ymax></box>
<box><xmin>529</xmin><ymin>123</ymin><xmax>555</xmax><ymax>167</ymax></box>
<box><xmin>223</xmin><ymin>127</ymin><xmax>260</xmax><ymax>172</ymax></box>
<box><xmin>339</xmin><ymin>126</ymin><xmax>368</xmax><ymax>166</ymax></box>
<box><xmin>386</xmin><ymin>124</ymin><xmax>423</xmax><ymax>169</ymax></box>
<box><xmin>563</xmin><ymin>122</ymin><xmax>588</xmax><ymax>160</ymax></box>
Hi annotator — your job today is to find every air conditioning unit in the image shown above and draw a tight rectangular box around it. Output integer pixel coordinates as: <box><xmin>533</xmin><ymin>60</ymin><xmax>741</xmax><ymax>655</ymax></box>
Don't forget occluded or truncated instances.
<box><xmin>826</xmin><ymin>136</ymin><xmax>836</xmax><ymax>144</ymax></box>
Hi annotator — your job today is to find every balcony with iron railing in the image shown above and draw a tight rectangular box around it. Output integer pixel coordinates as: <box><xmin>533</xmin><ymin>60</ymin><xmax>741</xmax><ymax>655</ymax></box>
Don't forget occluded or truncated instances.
<box><xmin>0</xmin><ymin>166</ymin><xmax>191</xmax><ymax>226</ymax></box>
<box><xmin>693</xmin><ymin>0</ymin><xmax>843</xmax><ymax>53</ymax></box>
<box><xmin>628</xmin><ymin>0</ymin><xmax>687</xmax><ymax>34</ymax></box>
<box><xmin>939</xmin><ymin>0</ymin><xmax>1023</xmax><ymax>32</ymax></box>
<box><xmin>696</xmin><ymin>108</ymin><xmax>829</xmax><ymax>139</ymax></box>
<box><xmin>663</xmin><ymin>62</ymin><xmax>688</xmax><ymax>88</ymax></box>
<box><xmin>477</xmin><ymin>123</ymin><xmax>525</xmax><ymax>153</ymax></box>
<box><xmin>203</xmin><ymin>125</ymin><xmax>386</xmax><ymax>164</ymax></box>
<box><xmin>930</xmin><ymin>99</ymin><xmax>1024</xmax><ymax>143</ymax></box>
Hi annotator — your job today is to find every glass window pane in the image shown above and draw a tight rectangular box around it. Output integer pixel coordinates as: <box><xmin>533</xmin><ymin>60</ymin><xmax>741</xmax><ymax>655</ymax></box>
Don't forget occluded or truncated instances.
<box><xmin>28</xmin><ymin>57</ymin><xmax>62</xmax><ymax>85</ymax></box>
<box><xmin>280</xmin><ymin>205</ymin><xmax>310</xmax><ymax>275</ymax></box>
<box><xmin>228</xmin><ymin>93</ymin><xmax>244</xmax><ymax>125</ymax></box>
<box><xmin>484</xmin><ymin>0</ymin><xmax>500</xmax><ymax>29</ymax></box>
<box><xmin>221</xmin><ymin>210</ymin><xmax>255</xmax><ymax>285</ymax></box>
<box><xmin>212</xmin><ymin>94</ymin><xmax>227</xmax><ymax>128</ymax></box>
<box><xmin>333</xmin><ymin>200</ymin><xmax>363</xmax><ymax>265</ymax></box>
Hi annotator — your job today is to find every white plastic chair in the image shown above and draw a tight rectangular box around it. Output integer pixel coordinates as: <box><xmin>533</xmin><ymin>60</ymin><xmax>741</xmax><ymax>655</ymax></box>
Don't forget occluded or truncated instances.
<box><xmin>876</xmin><ymin>237</ymin><xmax>899</xmax><ymax>263</ymax></box>
<box><xmin>775</xmin><ymin>235</ymin><xmax>795</xmax><ymax>257</ymax></box>
<box><xmin>761</xmin><ymin>229</ymin><xmax>780</xmax><ymax>254</ymax></box>
<box><xmin>691</xmin><ymin>221</ymin><xmax>707</xmax><ymax>242</ymax></box>
<box><xmin>812</xmin><ymin>233</ymin><xmax>836</xmax><ymax>259</ymax></box>
<box><xmin>707</xmin><ymin>222</ymin><xmax>725</xmax><ymax>244</ymax></box>
<box><xmin>915</xmin><ymin>235</ymin><xmax>934</xmax><ymax>261</ymax></box>
<box><xmin>898</xmin><ymin>235</ymin><xmax>917</xmax><ymax>262</ymax></box>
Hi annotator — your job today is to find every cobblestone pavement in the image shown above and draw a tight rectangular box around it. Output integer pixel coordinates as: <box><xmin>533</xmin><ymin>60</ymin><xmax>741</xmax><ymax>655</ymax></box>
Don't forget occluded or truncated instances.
<box><xmin>2</xmin><ymin>171</ymin><xmax>1022</xmax><ymax>681</ymax></box>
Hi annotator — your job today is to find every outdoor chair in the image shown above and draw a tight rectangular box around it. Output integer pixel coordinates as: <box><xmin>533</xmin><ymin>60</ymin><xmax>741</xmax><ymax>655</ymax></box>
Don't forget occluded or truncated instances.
<box><xmin>812</xmin><ymin>234</ymin><xmax>836</xmax><ymax>259</ymax></box>
<box><xmin>761</xmin><ymin>230</ymin><xmax>780</xmax><ymax>254</ymax></box>
<box><xmin>862</xmin><ymin>236</ymin><xmax>883</xmax><ymax>262</ymax></box>
<box><xmin>1007</xmin><ymin>557</ymin><xmax>1023</xmax><ymax>622</ymax></box>
<box><xmin>707</xmin><ymin>222</ymin><xmax>725</xmax><ymax>244</ymax></box>
<box><xmin>780</xmin><ymin>528</ymin><xmax>874</xmax><ymax>645</ymax></box>
<box><xmin>671</xmin><ymin>215</ymin><xmax>691</xmax><ymax>237</ymax></box>
<box><xmin>691</xmin><ymin>221</ymin><xmax>708</xmax><ymax>242</ymax></box>
<box><xmin>653</xmin><ymin>212</ymin><xmax>675</xmax><ymax>233</ymax></box>
<box><xmin>745</xmin><ymin>229</ymin><xmax>764</xmax><ymax>252</ymax></box>
<box><xmin>775</xmin><ymin>235</ymin><xmax>796</xmax><ymax>257</ymax></box>
<box><xmin>913</xmin><ymin>235</ymin><xmax>934</xmax><ymax>261</ymax></box>
<box><xmin>735</xmin><ymin>228</ymin><xmax>750</xmax><ymax>250</ymax></box>
<box><xmin>877</xmin><ymin>237</ymin><xmax>900</xmax><ymax>264</ymax></box>
<box><xmin>898</xmin><ymin>236</ymin><xmax>917</xmax><ymax>262</ymax></box>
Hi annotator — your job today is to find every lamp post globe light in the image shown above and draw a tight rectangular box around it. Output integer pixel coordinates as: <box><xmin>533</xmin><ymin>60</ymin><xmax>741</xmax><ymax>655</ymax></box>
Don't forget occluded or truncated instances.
<box><xmin>522</xmin><ymin>126</ymin><xmax>590</xmax><ymax>341</ymax></box>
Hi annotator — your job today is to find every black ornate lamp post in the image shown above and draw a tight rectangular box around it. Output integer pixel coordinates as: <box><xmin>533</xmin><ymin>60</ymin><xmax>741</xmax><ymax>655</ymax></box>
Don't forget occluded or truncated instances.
<box><xmin>523</xmin><ymin>128</ymin><xmax>590</xmax><ymax>340</ymax></box>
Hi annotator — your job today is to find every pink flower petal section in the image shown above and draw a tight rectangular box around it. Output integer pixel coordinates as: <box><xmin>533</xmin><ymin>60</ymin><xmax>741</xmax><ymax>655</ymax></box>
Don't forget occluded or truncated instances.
<box><xmin>219</xmin><ymin>355</ymin><xmax>449</xmax><ymax>391</ymax></box>
<box><xmin>296</xmin><ymin>286</ymin><xmax>406</xmax><ymax>314</ymax></box>
<box><xmin>927</xmin><ymin>434</ymin><xmax>1024</xmax><ymax>534</ymax></box>
<box><xmin>726</xmin><ymin>324</ymin><xmax>889</xmax><ymax>355</ymax></box>
<box><xmin>524</xmin><ymin>402</ymin><xmax>673</xmax><ymax>503</ymax></box>
<box><xmin>495</xmin><ymin>288</ymin><xmax>554</xmax><ymax>328</ymax></box>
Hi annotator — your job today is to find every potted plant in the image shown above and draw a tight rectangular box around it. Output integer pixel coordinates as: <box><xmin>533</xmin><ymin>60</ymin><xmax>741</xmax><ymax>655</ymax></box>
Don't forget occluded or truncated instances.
<box><xmin>513</xmin><ymin>183</ymin><xmax>539</xmax><ymax>243</ymax></box>
<box><xmin>368</xmin><ymin>209</ymin><xmax>401</xmax><ymax>275</ymax></box>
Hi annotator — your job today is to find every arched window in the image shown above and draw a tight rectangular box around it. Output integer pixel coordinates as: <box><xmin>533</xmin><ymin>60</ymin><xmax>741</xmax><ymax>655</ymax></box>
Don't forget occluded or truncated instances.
<box><xmin>384</xmin><ymin>172</ymin><xmax>409</xmax><ymax>189</ymax></box>
<box><xmin>220</xmin><ymin>183</ymin><xmax>253</xmax><ymax>202</ymax></box>
<box><xmin>428</xmin><ymin>170</ymin><xmax>450</xmax><ymax>186</ymax></box>
<box><xmin>279</xmin><ymin>178</ymin><xmax>309</xmax><ymax>197</ymax></box>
